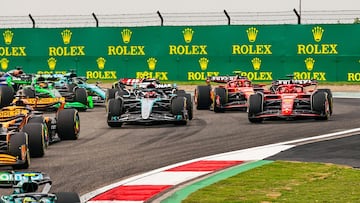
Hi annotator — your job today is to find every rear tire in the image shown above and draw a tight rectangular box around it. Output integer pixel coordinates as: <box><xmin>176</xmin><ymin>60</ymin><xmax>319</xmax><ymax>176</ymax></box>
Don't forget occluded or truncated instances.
<box><xmin>56</xmin><ymin>109</ymin><xmax>80</xmax><ymax>140</ymax></box>
<box><xmin>195</xmin><ymin>85</ymin><xmax>211</xmax><ymax>110</ymax></box>
<box><xmin>248</xmin><ymin>93</ymin><xmax>264</xmax><ymax>123</ymax></box>
<box><xmin>0</xmin><ymin>86</ymin><xmax>14</xmax><ymax>108</ymax></box>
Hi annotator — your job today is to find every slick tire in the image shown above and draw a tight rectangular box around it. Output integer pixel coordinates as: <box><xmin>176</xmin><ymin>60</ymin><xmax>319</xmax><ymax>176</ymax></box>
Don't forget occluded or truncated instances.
<box><xmin>23</xmin><ymin>87</ymin><xmax>36</xmax><ymax>98</ymax></box>
<box><xmin>57</xmin><ymin>108</ymin><xmax>80</xmax><ymax>140</ymax></box>
<box><xmin>55</xmin><ymin>192</ymin><xmax>81</xmax><ymax>203</ymax></box>
<box><xmin>195</xmin><ymin>85</ymin><xmax>211</xmax><ymax>110</ymax></box>
<box><xmin>107</xmin><ymin>98</ymin><xmax>123</xmax><ymax>127</ymax></box>
<box><xmin>9</xmin><ymin>132</ymin><xmax>30</xmax><ymax>169</ymax></box>
<box><xmin>74</xmin><ymin>87</ymin><xmax>88</xmax><ymax>106</ymax></box>
<box><xmin>177</xmin><ymin>92</ymin><xmax>193</xmax><ymax>120</ymax></box>
<box><xmin>22</xmin><ymin>123</ymin><xmax>46</xmax><ymax>158</ymax></box>
<box><xmin>312</xmin><ymin>91</ymin><xmax>329</xmax><ymax>120</ymax></box>
<box><xmin>213</xmin><ymin>87</ymin><xmax>226</xmax><ymax>113</ymax></box>
<box><xmin>317</xmin><ymin>88</ymin><xmax>333</xmax><ymax>115</ymax></box>
<box><xmin>0</xmin><ymin>85</ymin><xmax>14</xmax><ymax>108</ymax></box>
<box><xmin>171</xmin><ymin>97</ymin><xmax>187</xmax><ymax>125</ymax></box>
<box><xmin>248</xmin><ymin>93</ymin><xmax>264</xmax><ymax>123</ymax></box>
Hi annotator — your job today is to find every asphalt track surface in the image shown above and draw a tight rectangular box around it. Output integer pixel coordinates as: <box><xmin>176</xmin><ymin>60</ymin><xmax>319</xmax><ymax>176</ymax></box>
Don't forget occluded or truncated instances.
<box><xmin>1</xmin><ymin>97</ymin><xmax>359</xmax><ymax>197</ymax></box>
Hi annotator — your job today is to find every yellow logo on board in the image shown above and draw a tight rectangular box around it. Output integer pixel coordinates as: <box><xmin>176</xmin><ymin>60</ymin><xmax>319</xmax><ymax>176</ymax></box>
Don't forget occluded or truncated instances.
<box><xmin>183</xmin><ymin>28</ymin><xmax>194</xmax><ymax>43</ymax></box>
<box><xmin>198</xmin><ymin>57</ymin><xmax>209</xmax><ymax>71</ymax></box>
<box><xmin>96</xmin><ymin>57</ymin><xmax>106</xmax><ymax>70</ymax></box>
<box><xmin>312</xmin><ymin>26</ymin><xmax>324</xmax><ymax>42</ymax></box>
<box><xmin>304</xmin><ymin>57</ymin><xmax>315</xmax><ymax>71</ymax></box>
<box><xmin>0</xmin><ymin>58</ymin><xmax>9</xmax><ymax>70</ymax></box>
<box><xmin>246</xmin><ymin>27</ymin><xmax>258</xmax><ymax>43</ymax></box>
<box><xmin>61</xmin><ymin>29</ymin><xmax>72</xmax><ymax>44</ymax></box>
<box><xmin>3</xmin><ymin>30</ymin><xmax>13</xmax><ymax>45</ymax></box>
<box><xmin>147</xmin><ymin>57</ymin><xmax>157</xmax><ymax>71</ymax></box>
<box><xmin>251</xmin><ymin>57</ymin><xmax>261</xmax><ymax>70</ymax></box>
<box><xmin>121</xmin><ymin>29</ymin><xmax>132</xmax><ymax>44</ymax></box>
<box><xmin>47</xmin><ymin>57</ymin><xmax>57</xmax><ymax>70</ymax></box>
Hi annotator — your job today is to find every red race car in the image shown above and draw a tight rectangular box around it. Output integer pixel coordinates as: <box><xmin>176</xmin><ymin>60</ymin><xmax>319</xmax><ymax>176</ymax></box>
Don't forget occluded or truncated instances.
<box><xmin>247</xmin><ymin>78</ymin><xmax>333</xmax><ymax>123</ymax></box>
<box><xmin>195</xmin><ymin>75</ymin><xmax>265</xmax><ymax>112</ymax></box>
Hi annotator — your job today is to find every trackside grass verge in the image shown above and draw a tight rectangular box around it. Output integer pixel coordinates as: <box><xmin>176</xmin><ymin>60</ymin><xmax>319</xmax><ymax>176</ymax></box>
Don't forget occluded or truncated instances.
<box><xmin>182</xmin><ymin>161</ymin><xmax>360</xmax><ymax>203</ymax></box>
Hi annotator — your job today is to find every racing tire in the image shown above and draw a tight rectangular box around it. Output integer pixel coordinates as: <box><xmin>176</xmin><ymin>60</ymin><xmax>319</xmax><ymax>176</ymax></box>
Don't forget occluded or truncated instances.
<box><xmin>106</xmin><ymin>88</ymin><xmax>118</xmax><ymax>100</ymax></box>
<box><xmin>67</xmin><ymin>83</ymin><xmax>76</xmax><ymax>93</ymax></box>
<box><xmin>22</xmin><ymin>123</ymin><xmax>46</xmax><ymax>158</ymax></box>
<box><xmin>0</xmin><ymin>85</ymin><xmax>14</xmax><ymax>108</ymax></box>
<box><xmin>248</xmin><ymin>93</ymin><xmax>264</xmax><ymax>123</ymax></box>
<box><xmin>74</xmin><ymin>87</ymin><xmax>88</xmax><ymax>106</ymax></box>
<box><xmin>195</xmin><ymin>85</ymin><xmax>211</xmax><ymax>110</ymax></box>
<box><xmin>56</xmin><ymin>108</ymin><xmax>80</xmax><ymax>140</ymax></box>
<box><xmin>23</xmin><ymin>87</ymin><xmax>36</xmax><ymax>98</ymax></box>
<box><xmin>177</xmin><ymin>92</ymin><xmax>193</xmax><ymax>120</ymax></box>
<box><xmin>213</xmin><ymin>87</ymin><xmax>226</xmax><ymax>113</ymax></box>
<box><xmin>107</xmin><ymin>98</ymin><xmax>123</xmax><ymax>127</ymax></box>
<box><xmin>55</xmin><ymin>192</ymin><xmax>81</xmax><ymax>203</ymax></box>
<box><xmin>317</xmin><ymin>88</ymin><xmax>333</xmax><ymax>115</ymax></box>
<box><xmin>9</xmin><ymin>132</ymin><xmax>30</xmax><ymax>169</ymax></box>
<box><xmin>175</xmin><ymin>89</ymin><xmax>186</xmax><ymax>94</ymax></box>
<box><xmin>171</xmin><ymin>97</ymin><xmax>187</xmax><ymax>125</ymax></box>
<box><xmin>312</xmin><ymin>91</ymin><xmax>329</xmax><ymax>120</ymax></box>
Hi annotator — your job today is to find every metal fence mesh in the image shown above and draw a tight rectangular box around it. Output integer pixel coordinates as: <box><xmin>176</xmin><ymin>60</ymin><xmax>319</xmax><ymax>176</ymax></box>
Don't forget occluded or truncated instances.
<box><xmin>0</xmin><ymin>10</ymin><xmax>359</xmax><ymax>28</ymax></box>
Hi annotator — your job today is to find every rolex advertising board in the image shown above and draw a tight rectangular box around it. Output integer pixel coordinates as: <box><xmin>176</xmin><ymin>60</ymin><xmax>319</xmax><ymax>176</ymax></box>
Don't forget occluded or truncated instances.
<box><xmin>0</xmin><ymin>24</ymin><xmax>359</xmax><ymax>82</ymax></box>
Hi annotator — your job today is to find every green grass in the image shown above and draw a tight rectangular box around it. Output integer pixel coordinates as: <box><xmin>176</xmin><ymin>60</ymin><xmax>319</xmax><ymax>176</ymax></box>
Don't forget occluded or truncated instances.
<box><xmin>182</xmin><ymin>161</ymin><xmax>360</xmax><ymax>203</ymax></box>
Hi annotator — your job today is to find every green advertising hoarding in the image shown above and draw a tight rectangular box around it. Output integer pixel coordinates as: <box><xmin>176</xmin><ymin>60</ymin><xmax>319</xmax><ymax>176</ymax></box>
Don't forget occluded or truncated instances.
<box><xmin>0</xmin><ymin>24</ymin><xmax>359</xmax><ymax>82</ymax></box>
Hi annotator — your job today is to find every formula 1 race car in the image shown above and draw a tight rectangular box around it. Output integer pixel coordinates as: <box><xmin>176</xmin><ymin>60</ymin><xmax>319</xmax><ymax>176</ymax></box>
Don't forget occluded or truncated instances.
<box><xmin>0</xmin><ymin>86</ymin><xmax>80</xmax><ymax>169</ymax></box>
<box><xmin>107</xmin><ymin>79</ymin><xmax>193</xmax><ymax>127</ymax></box>
<box><xmin>195</xmin><ymin>74</ymin><xmax>264</xmax><ymax>112</ymax></box>
<box><xmin>13</xmin><ymin>75</ymin><xmax>93</xmax><ymax>111</ymax></box>
<box><xmin>0</xmin><ymin>171</ymin><xmax>80</xmax><ymax>203</ymax></box>
<box><xmin>247</xmin><ymin>77</ymin><xmax>333</xmax><ymax>123</ymax></box>
<box><xmin>51</xmin><ymin>71</ymin><xmax>107</xmax><ymax>105</ymax></box>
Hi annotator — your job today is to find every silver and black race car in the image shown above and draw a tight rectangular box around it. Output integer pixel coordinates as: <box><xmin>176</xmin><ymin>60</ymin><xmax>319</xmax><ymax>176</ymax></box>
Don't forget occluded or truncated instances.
<box><xmin>106</xmin><ymin>80</ymin><xmax>193</xmax><ymax>127</ymax></box>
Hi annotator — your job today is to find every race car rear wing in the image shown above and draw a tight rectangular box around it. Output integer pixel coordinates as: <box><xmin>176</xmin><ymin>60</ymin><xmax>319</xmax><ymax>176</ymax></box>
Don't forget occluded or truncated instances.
<box><xmin>206</xmin><ymin>75</ymin><xmax>248</xmax><ymax>83</ymax></box>
<box><xmin>117</xmin><ymin>78</ymin><xmax>174</xmax><ymax>89</ymax></box>
<box><xmin>272</xmin><ymin>79</ymin><xmax>318</xmax><ymax>87</ymax></box>
<box><xmin>0</xmin><ymin>171</ymin><xmax>49</xmax><ymax>188</ymax></box>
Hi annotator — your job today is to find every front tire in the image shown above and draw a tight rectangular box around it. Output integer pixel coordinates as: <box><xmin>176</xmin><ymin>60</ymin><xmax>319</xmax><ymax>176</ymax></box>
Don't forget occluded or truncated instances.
<box><xmin>55</xmin><ymin>192</ymin><xmax>81</xmax><ymax>203</ymax></box>
<box><xmin>22</xmin><ymin>123</ymin><xmax>46</xmax><ymax>158</ymax></box>
<box><xmin>213</xmin><ymin>87</ymin><xmax>226</xmax><ymax>113</ymax></box>
<box><xmin>248</xmin><ymin>93</ymin><xmax>264</xmax><ymax>123</ymax></box>
<box><xmin>56</xmin><ymin>109</ymin><xmax>80</xmax><ymax>140</ymax></box>
<box><xmin>107</xmin><ymin>98</ymin><xmax>123</xmax><ymax>127</ymax></box>
<box><xmin>9</xmin><ymin>132</ymin><xmax>30</xmax><ymax>169</ymax></box>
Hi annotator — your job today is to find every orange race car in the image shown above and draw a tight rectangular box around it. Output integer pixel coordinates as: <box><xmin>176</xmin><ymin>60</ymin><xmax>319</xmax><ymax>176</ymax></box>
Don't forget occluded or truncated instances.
<box><xmin>0</xmin><ymin>87</ymin><xmax>80</xmax><ymax>169</ymax></box>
